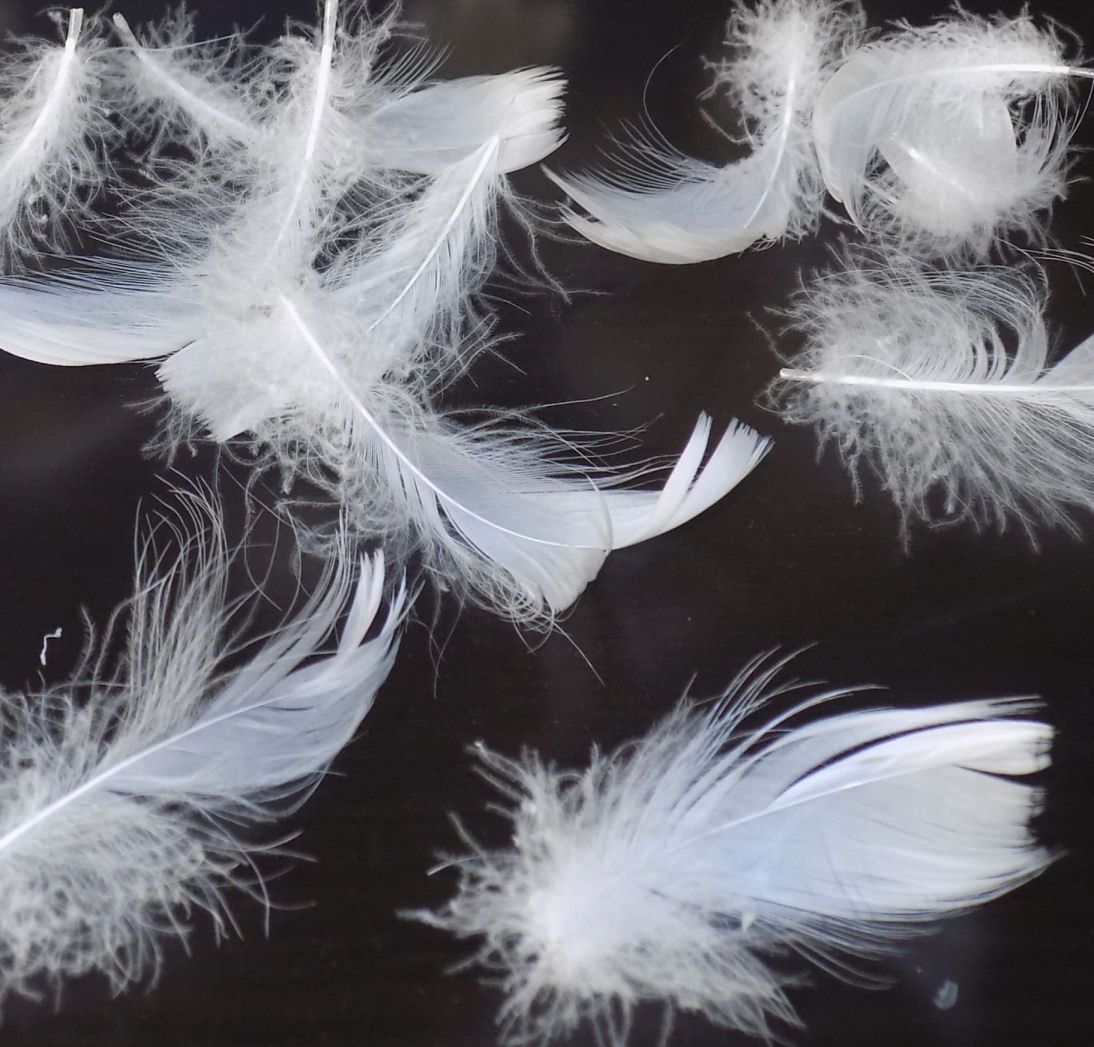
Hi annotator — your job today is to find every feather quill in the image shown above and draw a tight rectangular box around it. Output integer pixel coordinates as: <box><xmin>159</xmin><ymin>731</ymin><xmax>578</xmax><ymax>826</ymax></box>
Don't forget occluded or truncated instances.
<box><xmin>813</xmin><ymin>9</ymin><xmax>1093</xmax><ymax>255</ymax></box>
<box><xmin>544</xmin><ymin>0</ymin><xmax>864</xmax><ymax>264</ymax></box>
<box><xmin>774</xmin><ymin>253</ymin><xmax>1094</xmax><ymax>541</ymax></box>
<box><xmin>415</xmin><ymin>656</ymin><xmax>1054</xmax><ymax>1045</ymax></box>
<box><xmin>0</xmin><ymin>497</ymin><xmax>407</xmax><ymax>1010</ymax></box>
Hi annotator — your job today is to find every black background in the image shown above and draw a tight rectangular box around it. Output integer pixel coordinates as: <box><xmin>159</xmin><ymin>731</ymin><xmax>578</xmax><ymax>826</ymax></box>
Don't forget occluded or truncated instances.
<box><xmin>1</xmin><ymin>0</ymin><xmax>1093</xmax><ymax>1044</ymax></box>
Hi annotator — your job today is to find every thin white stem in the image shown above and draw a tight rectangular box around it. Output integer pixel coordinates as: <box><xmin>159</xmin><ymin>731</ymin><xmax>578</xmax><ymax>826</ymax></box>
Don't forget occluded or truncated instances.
<box><xmin>367</xmin><ymin>136</ymin><xmax>500</xmax><ymax>333</ymax></box>
<box><xmin>0</xmin><ymin>9</ymin><xmax>84</xmax><ymax>183</ymax></box>
<box><xmin>112</xmin><ymin>14</ymin><xmax>255</xmax><ymax>143</ymax></box>
<box><xmin>279</xmin><ymin>291</ymin><xmax>591</xmax><ymax>549</ymax></box>
<box><xmin>779</xmin><ymin>367</ymin><xmax>1094</xmax><ymax>395</ymax></box>
<box><xmin>273</xmin><ymin>0</ymin><xmax>339</xmax><ymax>251</ymax></box>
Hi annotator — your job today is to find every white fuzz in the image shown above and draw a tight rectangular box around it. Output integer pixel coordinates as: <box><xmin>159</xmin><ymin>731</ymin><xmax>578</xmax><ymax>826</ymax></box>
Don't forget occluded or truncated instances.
<box><xmin>813</xmin><ymin>9</ymin><xmax>1090</xmax><ymax>256</ymax></box>
<box><xmin>0</xmin><ymin>9</ymin><xmax>110</xmax><ymax>263</ymax></box>
<box><xmin>0</xmin><ymin>496</ymin><xmax>406</xmax><ymax>1010</ymax></box>
<box><xmin>108</xmin><ymin>8</ymin><xmax>259</xmax><ymax>155</ymax></box>
<box><xmin>545</xmin><ymin>0</ymin><xmax>864</xmax><ymax>264</ymax></box>
<box><xmin>417</xmin><ymin>657</ymin><xmax>1054</xmax><ymax>1045</ymax></box>
<box><xmin>775</xmin><ymin>254</ymin><xmax>1094</xmax><ymax>542</ymax></box>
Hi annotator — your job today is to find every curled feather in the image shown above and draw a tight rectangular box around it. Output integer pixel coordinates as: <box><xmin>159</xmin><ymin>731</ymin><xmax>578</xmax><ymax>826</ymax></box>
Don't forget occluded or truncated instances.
<box><xmin>813</xmin><ymin>9</ymin><xmax>1092</xmax><ymax>255</ymax></box>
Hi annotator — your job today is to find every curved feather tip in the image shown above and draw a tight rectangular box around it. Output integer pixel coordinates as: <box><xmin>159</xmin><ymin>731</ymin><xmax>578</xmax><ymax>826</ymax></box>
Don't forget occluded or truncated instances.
<box><xmin>413</xmin><ymin>654</ymin><xmax>1055</xmax><ymax>1045</ymax></box>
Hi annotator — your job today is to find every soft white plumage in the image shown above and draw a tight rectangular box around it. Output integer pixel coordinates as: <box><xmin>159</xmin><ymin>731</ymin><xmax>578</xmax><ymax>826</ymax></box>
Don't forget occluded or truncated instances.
<box><xmin>170</xmin><ymin>285</ymin><xmax>769</xmax><ymax>623</ymax></box>
<box><xmin>0</xmin><ymin>8</ymin><xmax>109</xmax><ymax>262</ymax></box>
<box><xmin>813</xmin><ymin>9</ymin><xmax>1092</xmax><ymax>255</ymax></box>
<box><xmin>775</xmin><ymin>254</ymin><xmax>1094</xmax><ymax>541</ymax></box>
<box><xmin>545</xmin><ymin>0</ymin><xmax>864</xmax><ymax>264</ymax></box>
<box><xmin>416</xmin><ymin>656</ymin><xmax>1054</xmax><ymax>1045</ymax></box>
<box><xmin>0</xmin><ymin>498</ymin><xmax>406</xmax><ymax>1010</ymax></box>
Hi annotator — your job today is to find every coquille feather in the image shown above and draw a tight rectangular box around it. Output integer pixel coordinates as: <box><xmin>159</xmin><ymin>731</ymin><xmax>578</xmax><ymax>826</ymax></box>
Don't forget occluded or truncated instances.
<box><xmin>813</xmin><ymin>9</ymin><xmax>1093</xmax><ymax>256</ymax></box>
<box><xmin>0</xmin><ymin>497</ymin><xmax>407</xmax><ymax>1011</ymax></box>
<box><xmin>416</xmin><ymin>655</ymin><xmax>1054</xmax><ymax>1045</ymax></box>
<box><xmin>545</xmin><ymin>0</ymin><xmax>864</xmax><ymax>263</ymax></box>
<box><xmin>774</xmin><ymin>253</ymin><xmax>1094</xmax><ymax>542</ymax></box>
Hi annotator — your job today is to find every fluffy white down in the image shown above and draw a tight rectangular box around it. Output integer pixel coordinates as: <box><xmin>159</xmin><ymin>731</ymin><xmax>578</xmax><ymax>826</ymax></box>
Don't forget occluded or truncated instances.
<box><xmin>0</xmin><ymin>9</ymin><xmax>111</xmax><ymax>262</ymax></box>
<box><xmin>0</xmin><ymin>498</ymin><xmax>406</xmax><ymax>1010</ymax></box>
<box><xmin>416</xmin><ymin>657</ymin><xmax>1054</xmax><ymax>1045</ymax></box>
<box><xmin>775</xmin><ymin>254</ymin><xmax>1094</xmax><ymax>542</ymax></box>
<box><xmin>813</xmin><ymin>10</ymin><xmax>1086</xmax><ymax>256</ymax></box>
<box><xmin>546</xmin><ymin>0</ymin><xmax>864</xmax><ymax>263</ymax></box>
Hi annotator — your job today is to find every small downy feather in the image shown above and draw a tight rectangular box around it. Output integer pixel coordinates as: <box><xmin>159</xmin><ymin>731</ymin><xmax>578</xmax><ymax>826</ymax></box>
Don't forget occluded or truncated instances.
<box><xmin>813</xmin><ymin>9</ymin><xmax>1093</xmax><ymax>256</ymax></box>
<box><xmin>544</xmin><ymin>0</ymin><xmax>864</xmax><ymax>264</ymax></box>
<box><xmin>415</xmin><ymin>656</ymin><xmax>1055</xmax><ymax>1045</ymax></box>
<box><xmin>0</xmin><ymin>496</ymin><xmax>407</xmax><ymax>1010</ymax></box>
<box><xmin>0</xmin><ymin>8</ymin><xmax>110</xmax><ymax>262</ymax></box>
<box><xmin>773</xmin><ymin>253</ymin><xmax>1094</xmax><ymax>542</ymax></box>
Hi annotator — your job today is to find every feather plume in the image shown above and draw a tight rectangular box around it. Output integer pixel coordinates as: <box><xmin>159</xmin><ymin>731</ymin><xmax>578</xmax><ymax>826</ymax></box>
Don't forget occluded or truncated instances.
<box><xmin>812</xmin><ymin>9</ymin><xmax>1093</xmax><ymax>255</ymax></box>
<box><xmin>544</xmin><ymin>0</ymin><xmax>864</xmax><ymax>264</ymax></box>
<box><xmin>774</xmin><ymin>253</ymin><xmax>1094</xmax><ymax>541</ymax></box>
<box><xmin>415</xmin><ymin>656</ymin><xmax>1055</xmax><ymax>1045</ymax></box>
<box><xmin>0</xmin><ymin>495</ymin><xmax>407</xmax><ymax>1010</ymax></box>
<box><xmin>0</xmin><ymin>8</ymin><xmax>110</xmax><ymax>263</ymax></box>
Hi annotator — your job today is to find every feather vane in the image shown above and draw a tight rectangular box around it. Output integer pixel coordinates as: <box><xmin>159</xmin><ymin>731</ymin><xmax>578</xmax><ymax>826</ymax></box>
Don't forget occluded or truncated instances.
<box><xmin>545</xmin><ymin>0</ymin><xmax>863</xmax><ymax>264</ymax></box>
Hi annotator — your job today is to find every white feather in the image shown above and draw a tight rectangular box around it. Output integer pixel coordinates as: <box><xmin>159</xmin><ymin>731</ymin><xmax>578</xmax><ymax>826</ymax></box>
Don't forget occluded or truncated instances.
<box><xmin>162</xmin><ymin>288</ymin><xmax>769</xmax><ymax>624</ymax></box>
<box><xmin>775</xmin><ymin>253</ymin><xmax>1094</xmax><ymax>541</ymax></box>
<box><xmin>0</xmin><ymin>9</ymin><xmax>109</xmax><ymax>262</ymax></box>
<box><xmin>813</xmin><ymin>9</ymin><xmax>1093</xmax><ymax>255</ymax></box>
<box><xmin>415</xmin><ymin>656</ymin><xmax>1054</xmax><ymax>1045</ymax></box>
<box><xmin>545</xmin><ymin>0</ymin><xmax>863</xmax><ymax>264</ymax></box>
<box><xmin>0</xmin><ymin>497</ymin><xmax>407</xmax><ymax>1010</ymax></box>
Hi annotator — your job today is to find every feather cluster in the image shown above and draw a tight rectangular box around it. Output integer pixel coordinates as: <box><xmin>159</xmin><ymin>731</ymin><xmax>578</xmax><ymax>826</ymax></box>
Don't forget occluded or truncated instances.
<box><xmin>0</xmin><ymin>498</ymin><xmax>406</xmax><ymax>1008</ymax></box>
<box><xmin>417</xmin><ymin>658</ymin><xmax>1055</xmax><ymax>1045</ymax></box>
<box><xmin>0</xmin><ymin>1</ymin><xmax>769</xmax><ymax>626</ymax></box>
<box><xmin>550</xmin><ymin>2</ymin><xmax>1090</xmax><ymax>263</ymax></box>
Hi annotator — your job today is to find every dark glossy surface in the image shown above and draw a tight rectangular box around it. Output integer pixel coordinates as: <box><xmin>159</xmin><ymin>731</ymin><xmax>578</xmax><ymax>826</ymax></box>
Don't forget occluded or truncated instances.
<box><xmin>2</xmin><ymin>0</ymin><xmax>1094</xmax><ymax>1044</ymax></box>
